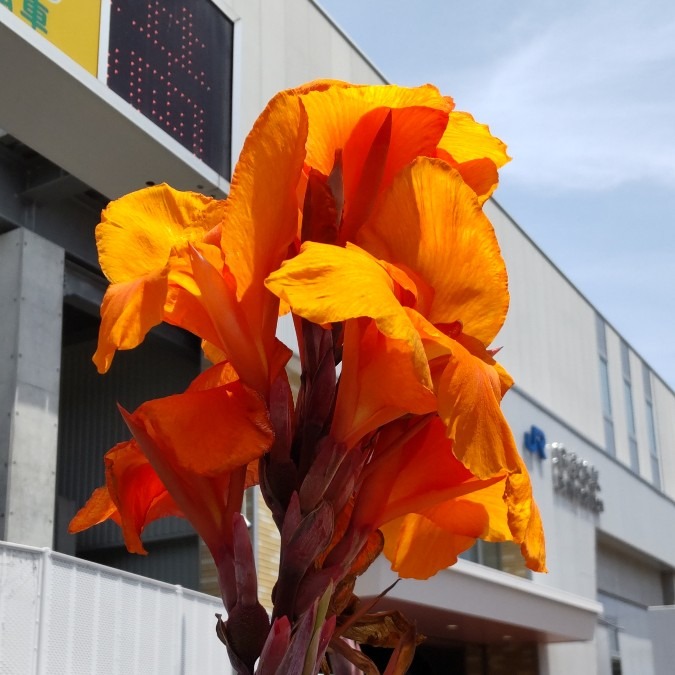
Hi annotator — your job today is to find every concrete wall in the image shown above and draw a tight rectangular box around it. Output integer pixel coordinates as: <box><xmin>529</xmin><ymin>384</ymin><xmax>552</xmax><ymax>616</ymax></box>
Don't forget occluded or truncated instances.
<box><xmin>228</xmin><ymin>0</ymin><xmax>385</xmax><ymax>160</ymax></box>
<box><xmin>0</xmin><ymin>228</ymin><xmax>63</xmax><ymax>547</ymax></box>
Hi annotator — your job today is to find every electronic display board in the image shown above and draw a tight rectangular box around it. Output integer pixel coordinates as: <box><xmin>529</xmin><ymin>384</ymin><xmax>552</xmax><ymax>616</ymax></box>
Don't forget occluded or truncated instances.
<box><xmin>107</xmin><ymin>0</ymin><xmax>233</xmax><ymax>178</ymax></box>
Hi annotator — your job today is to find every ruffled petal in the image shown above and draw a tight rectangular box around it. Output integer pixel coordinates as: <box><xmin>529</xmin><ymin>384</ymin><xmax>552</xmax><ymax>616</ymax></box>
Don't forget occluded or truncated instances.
<box><xmin>438</xmin><ymin>111</ymin><xmax>510</xmax><ymax>170</ymax></box>
<box><xmin>437</xmin><ymin>335</ymin><xmax>520</xmax><ymax>479</ymax></box>
<box><xmin>68</xmin><ymin>440</ymin><xmax>181</xmax><ymax>555</ymax></box>
<box><xmin>359</xmin><ymin>157</ymin><xmax>509</xmax><ymax>345</ymax></box>
<box><xmin>299</xmin><ymin>83</ymin><xmax>452</xmax><ymax>176</ymax></box>
<box><xmin>97</xmin><ymin>184</ymin><xmax>223</xmax><ymax>284</ymax></box>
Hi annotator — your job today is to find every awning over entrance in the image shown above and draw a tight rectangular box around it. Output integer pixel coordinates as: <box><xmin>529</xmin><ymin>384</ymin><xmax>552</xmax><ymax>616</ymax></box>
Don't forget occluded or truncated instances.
<box><xmin>356</xmin><ymin>558</ymin><xmax>601</xmax><ymax>645</ymax></box>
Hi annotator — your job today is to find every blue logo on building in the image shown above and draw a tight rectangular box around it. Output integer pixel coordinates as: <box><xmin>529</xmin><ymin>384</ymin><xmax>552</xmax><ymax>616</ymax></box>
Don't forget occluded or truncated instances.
<box><xmin>524</xmin><ymin>425</ymin><xmax>547</xmax><ymax>459</ymax></box>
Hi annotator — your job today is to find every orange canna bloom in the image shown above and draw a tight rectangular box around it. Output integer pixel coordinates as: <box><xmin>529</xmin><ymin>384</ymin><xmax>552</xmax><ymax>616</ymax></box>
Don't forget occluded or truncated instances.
<box><xmin>73</xmin><ymin>79</ymin><xmax>545</xmax><ymax>672</ymax></box>
<box><xmin>70</xmin><ymin>363</ymin><xmax>272</xmax><ymax>574</ymax></box>
<box><xmin>266</xmin><ymin>155</ymin><xmax>546</xmax><ymax>576</ymax></box>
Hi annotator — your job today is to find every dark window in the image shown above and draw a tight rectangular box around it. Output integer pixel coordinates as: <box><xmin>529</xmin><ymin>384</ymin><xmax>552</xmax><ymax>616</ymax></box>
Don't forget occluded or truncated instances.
<box><xmin>108</xmin><ymin>0</ymin><xmax>234</xmax><ymax>177</ymax></box>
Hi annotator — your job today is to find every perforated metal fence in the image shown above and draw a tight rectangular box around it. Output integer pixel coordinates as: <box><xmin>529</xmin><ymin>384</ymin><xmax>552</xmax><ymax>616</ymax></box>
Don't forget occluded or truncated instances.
<box><xmin>0</xmin><ymin>542</ymin><xmax>232</xmax><ymax>675</ymax></box>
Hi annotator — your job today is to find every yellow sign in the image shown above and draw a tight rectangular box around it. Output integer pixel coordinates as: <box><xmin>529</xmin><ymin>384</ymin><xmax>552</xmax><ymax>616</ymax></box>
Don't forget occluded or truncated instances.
<box><xmin>4</xmin><ymin>0</ymin><xmax>101</xmax><ymax>75</ymax></box>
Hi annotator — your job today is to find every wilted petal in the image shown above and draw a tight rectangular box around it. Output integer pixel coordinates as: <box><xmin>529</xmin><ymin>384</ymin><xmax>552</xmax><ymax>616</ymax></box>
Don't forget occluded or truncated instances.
<box><xmin>359</xmin><ymin>157</ymin><xmax>509</xmax><ymax>345</ymax></box>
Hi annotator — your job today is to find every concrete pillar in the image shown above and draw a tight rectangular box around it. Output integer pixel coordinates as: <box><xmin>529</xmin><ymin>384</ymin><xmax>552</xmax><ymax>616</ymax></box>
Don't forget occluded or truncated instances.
<box><xmin>0</xmin><ymin>228</ymin><xmax>64</xmax><ymax>547</ymax></box>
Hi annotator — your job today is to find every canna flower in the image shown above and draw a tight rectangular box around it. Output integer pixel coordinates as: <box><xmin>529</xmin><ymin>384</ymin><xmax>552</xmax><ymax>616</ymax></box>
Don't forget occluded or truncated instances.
<box><xmin>266</xmin><ymin>154</ymin><xmax>546</xmax><ymax>577</ymax></box>
<box><xmin>72</xmin><ymin>78</ymin><xmax>546</xmax><ymax>674</ymax></box>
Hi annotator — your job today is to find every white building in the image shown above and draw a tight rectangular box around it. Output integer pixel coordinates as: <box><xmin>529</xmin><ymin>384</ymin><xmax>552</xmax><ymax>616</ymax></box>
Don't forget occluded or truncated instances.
<box><xmin>1</xmin><ymin>2</ymin><xmax>674</xmax><ymax>674</ymax></box>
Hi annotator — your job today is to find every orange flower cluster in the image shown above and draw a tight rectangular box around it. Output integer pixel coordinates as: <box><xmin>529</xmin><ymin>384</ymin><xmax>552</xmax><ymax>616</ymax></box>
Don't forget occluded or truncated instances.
<box><xmin>70</xmin><ymin>80</ymin><xmax>545</xmax><ymax>672</ymax></box>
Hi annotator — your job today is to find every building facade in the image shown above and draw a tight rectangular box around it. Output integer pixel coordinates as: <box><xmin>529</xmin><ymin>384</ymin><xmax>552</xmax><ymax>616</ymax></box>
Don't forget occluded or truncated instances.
<box><xmin>1</xmin><ymin>2</ymin><xmax>674</xmax><ymax>674</ymax></box>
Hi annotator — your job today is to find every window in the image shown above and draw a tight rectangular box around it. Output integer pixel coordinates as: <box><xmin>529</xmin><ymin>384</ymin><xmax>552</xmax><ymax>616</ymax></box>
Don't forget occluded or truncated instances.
<box><xmin>643</xmin><ymin>363</ymin><xmax>661</xmax><ymax>488</ymax></box>
<box><xmin>596</xmin><ymin>316</ymin><xmax>615</xmax><ymax>455</ymax></box>
<box><xmin>460</xmin><ymin>541</ymin><xmax>529</xmax><ymax>578</ymax></box>
<box><xmin>621</xmin><ymin>342</ymin><xmax>639</xmax><ymax>472</ymax></box>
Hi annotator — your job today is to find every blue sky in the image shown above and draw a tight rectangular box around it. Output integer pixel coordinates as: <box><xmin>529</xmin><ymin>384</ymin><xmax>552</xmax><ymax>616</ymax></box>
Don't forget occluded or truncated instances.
<box><xmin>317</xmin><ymin>0</ymin><xmax>675</xmax><ymax>390</ymax></box>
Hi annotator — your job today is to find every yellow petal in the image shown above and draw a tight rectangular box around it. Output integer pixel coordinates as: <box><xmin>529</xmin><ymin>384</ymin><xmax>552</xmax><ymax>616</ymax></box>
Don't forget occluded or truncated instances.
<box><xmin>359</xmin><ymin>157</ymin><xmax>509</xmax><ymax>345</ymax></box>
<box><xmin>97</xmin><ymin>184</ymin><xmax>223</xmax><ymax>284</ymax></box>
<box><xmin>266</xmin><ymin>242</ymin><xmax>422</xmax><ymax>353</ymax></box>
<box><xmin>438</xmin><ymin>110</ymin><xmax>510</xmax><ymax>170</ymax></box>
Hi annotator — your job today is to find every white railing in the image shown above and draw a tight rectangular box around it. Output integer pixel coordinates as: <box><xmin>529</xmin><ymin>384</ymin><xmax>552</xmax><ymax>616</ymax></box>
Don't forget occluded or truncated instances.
<box><xmin>0</xmin><ymin>542</ymin><xmax>232</xmax><ymax>675</ymax></box>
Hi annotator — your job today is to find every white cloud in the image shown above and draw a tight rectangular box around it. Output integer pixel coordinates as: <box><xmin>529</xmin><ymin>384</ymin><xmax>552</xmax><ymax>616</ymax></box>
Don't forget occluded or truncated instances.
<box><xmin>445</xmin><ymin>1</ymin><xmax>675</xmax><ymax>192</ymax></box>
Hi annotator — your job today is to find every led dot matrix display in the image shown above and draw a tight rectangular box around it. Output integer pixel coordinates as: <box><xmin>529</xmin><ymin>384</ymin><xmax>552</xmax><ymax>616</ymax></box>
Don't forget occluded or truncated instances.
<box><xmin>108</xmin><ymin>0</ymin><xmax>233</xmax><ymax>178</ymax></box>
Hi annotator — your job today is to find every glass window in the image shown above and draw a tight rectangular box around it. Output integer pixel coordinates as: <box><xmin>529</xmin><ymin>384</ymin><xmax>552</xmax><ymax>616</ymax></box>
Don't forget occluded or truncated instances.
<box><xmin>596</xmin><ymin>316</ymin><xmax>615</xmax><ymax>454</ymax></box>
<box><xmin>644</xmin><ymin>362</ymin><xmax>661</xmax><ymax>489</ymax></box>
<box><xmin>620</xmin><ymin>344</ymin><xmax>639</xmax><ymax>473</ymax></box>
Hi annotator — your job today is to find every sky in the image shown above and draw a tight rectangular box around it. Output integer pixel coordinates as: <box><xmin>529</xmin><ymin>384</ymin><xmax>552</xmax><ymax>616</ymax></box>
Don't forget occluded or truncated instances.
<box><xmin>317</xmin><ymin>0</ymin><xmax>675</xmax><ymax>390</ymax></box>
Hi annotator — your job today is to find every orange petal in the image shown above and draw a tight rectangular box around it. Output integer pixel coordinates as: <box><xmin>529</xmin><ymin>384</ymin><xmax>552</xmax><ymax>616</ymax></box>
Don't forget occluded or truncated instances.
<box><xmin>340</xmin><ymin>105</ymin><xmax>449</xmax><ymax>241</ymax></box>
<box><xmin>187</xmin><ymin>245</ymin><xmax>269</xmax><ymax>391</ymax></box>
<box><xmin>97</xmin><ymin>184</ymin><xmax>223</xmax><ymax>284</ymax></box>
<box><xmin>380</xmin><ymin>505</ymin><xmax>483</xmax><ymax>580</ymax></box>
<box><xmin>354</xmin><ymin>417</ymin><xmax>502</xmax><ymax>530</ymax></box>
<box><xmin>130</xmin><ymin>381</ymin><xmax>273</xmax><ymax>476</ymax></box>
<box><xmin>331</xmin><ymin>318</ymin><xmax>436</xmax><ymax>448</ymax></box>
<box><xmin>68</xmin><ymin>440</ymin><xmax>182</xmax><ymax>555</ymax></box>
<box><xmin>122</xmin><ymin>409</ymin><xmax>244</xmax><ymax>558</ymax></box>
<box><xmin>105</xmin><ymin>440</ymin><xmax>182</xmax><ymax>554</ymax></box>
<box><xmin>299</xmin><ymin>83</ymin><xmax>452</xmax><ymax>177</ymax></box>
<box><xmin>69</xmin><ymin>486</ymin><xmax>118</xmax><ymax>533</ymax></box>
<box><xmin>437</xmin><ymin>336</ymin><xmax>521</xmax><ymax>479</ymax></box>
<box><xmin>358</xmin><ymin>157</ymin><xmax>509</xmax><ymax>345</ymax></box>
<box><xmin>93</xmin><ymin>268</ymin><xmax>168</xmax><ymax>373</ymax></box>
<box><xmin>221</xmin><ymin>90</ymin><xmax>308</xmax><ymax>352</ymax></box>
<box><xmin>436</xmin><ymin>152</ymin><xmax>500</xmax><ymax>204</ymax></box>
<box><xmin>505</xmin><ymin>471</ymin><xmax>547</xmax><ymax>572</ymax></box>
